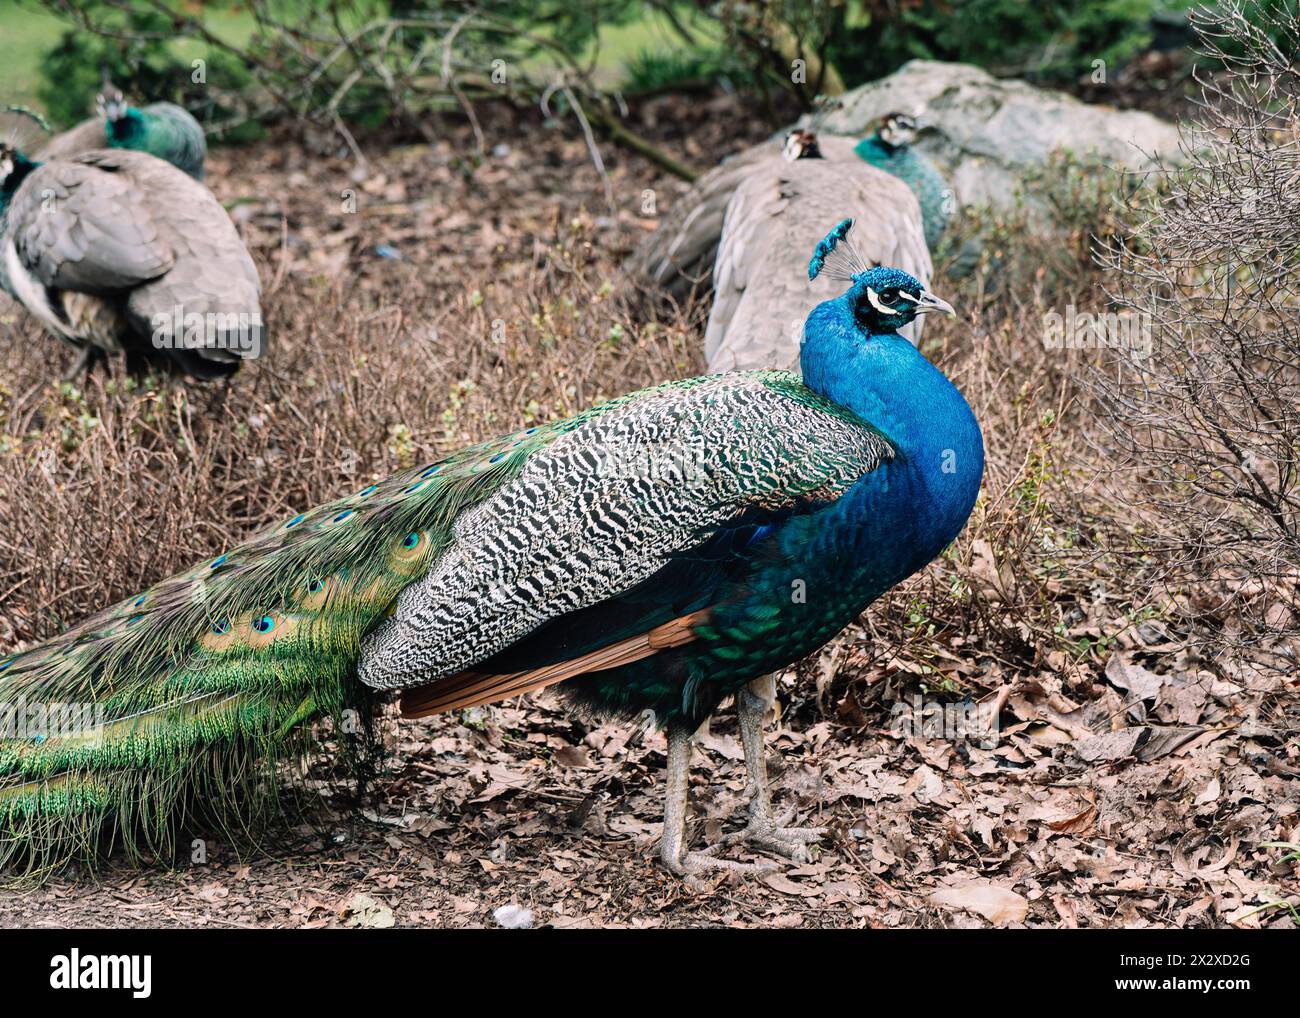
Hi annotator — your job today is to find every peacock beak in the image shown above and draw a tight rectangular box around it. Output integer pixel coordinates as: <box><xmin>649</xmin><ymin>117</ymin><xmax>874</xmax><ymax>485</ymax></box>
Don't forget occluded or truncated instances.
<box><xmin>913</xmin><ymin>290</ymin><xmax>955</xmax><ymax>317</ymax></box>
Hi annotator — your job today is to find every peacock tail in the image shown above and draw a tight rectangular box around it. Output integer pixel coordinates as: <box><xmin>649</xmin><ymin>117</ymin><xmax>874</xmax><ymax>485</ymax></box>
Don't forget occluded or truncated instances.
<box><xmin>0</xmin><ymin>381</ymin><xmax>685</xmax><ymax>875</ymax></box>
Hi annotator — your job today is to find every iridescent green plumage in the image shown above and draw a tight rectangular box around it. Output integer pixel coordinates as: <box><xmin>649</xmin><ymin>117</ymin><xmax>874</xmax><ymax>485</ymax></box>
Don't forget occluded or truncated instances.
<box><xmin>0</xmin><ymin>408</ymin><xmax>580</xmax><ymax>872</ymax></box>
<box><xmin>33</xmin><ymin>90</ymin><xmax>207</xmax><ymax>181</ymax></box>
<box><xmin>105</xmin><ymin>101</ymin><xmax>206</xmax><ymax>181</ymax></box>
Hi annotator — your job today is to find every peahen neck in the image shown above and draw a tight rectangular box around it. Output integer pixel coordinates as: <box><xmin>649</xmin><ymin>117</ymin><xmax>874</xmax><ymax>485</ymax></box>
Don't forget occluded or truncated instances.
<box><xmin>106</xmin><ymin>107</ymin><xmax>148</xmax><ymax>147</ymax></box>
<box><xmin>855</xmin><ymin>133</ymin><xmax>902</xmax><ymax>163</ymax></box>
<box><xmin>800</xmin><ymin>289</ymin><xmax>983</xmax><ymax>553</ymax></box>
<box><xmin>0</xmin><ymin>153</ymin><xmax>40</xmax><ymax>213</ymax></box>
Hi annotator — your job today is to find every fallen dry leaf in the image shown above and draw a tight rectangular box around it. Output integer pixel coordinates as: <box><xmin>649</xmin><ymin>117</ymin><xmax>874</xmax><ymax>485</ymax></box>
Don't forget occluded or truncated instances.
<box><xmin>930</xmin><ymin>882</ymin><xmax>1029</xmax><ymax>926</ymax></box>
<box><xmin>344</xmin><ymin>893</ymin><xmax>396</xmax><ymax>929</ymax></box>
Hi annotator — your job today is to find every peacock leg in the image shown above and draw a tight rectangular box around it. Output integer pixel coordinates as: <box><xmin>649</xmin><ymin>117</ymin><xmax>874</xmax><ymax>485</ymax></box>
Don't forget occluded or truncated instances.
<box><xmin>61</xmin><ymin>345</ymin><xmax>97</xmax><ymax>382</ymax></box>
<box><xmin>660</xmin><ymin>724</ymin><xmax>768</xmax><ymax>876</ymax></box>
<box><xmin>722</xmin><ymin>674</ymin><xmax>826</xmax><ymax>862</ymax></box>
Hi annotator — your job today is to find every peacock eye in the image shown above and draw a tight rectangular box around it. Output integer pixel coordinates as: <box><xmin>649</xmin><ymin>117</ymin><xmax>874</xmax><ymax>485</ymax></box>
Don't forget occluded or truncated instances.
<box><xmin>307</xmin><ymin>578</ymin><xmax>324</xmax><ymax>594</ymax></box>
<box><xmin>210</xmin><ymin>618</ymin><xmax>230</xmax><ymax>635</ymax></box>
<box><xmin>253</xmin><ymin>615</ymin><xmax>275</xmax><ymax>634</ymax></box>
<box><xmin>402</xmin><ymin>532</ymin><xmax>420</xmax><ymax>550</ymax></box>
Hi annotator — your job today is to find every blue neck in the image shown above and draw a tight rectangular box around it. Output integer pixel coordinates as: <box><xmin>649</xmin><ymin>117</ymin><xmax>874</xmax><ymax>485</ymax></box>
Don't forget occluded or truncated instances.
<box><xmin>800</xmin><ymin>290</ymin><xmax>984</xmax><ymax>553</ymax></box>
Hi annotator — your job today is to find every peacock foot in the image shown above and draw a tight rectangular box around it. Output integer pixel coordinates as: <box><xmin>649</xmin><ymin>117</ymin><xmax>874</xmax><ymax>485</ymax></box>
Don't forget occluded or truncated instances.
<box><xmin>663</xmin><ymin>848</ymin><xmax>775</xmax><ymax>877</ymax></box>
<box><xmin>715</xmin><ymin>808</ymin><xmax>827</xmax><ymax>864</ymax></box>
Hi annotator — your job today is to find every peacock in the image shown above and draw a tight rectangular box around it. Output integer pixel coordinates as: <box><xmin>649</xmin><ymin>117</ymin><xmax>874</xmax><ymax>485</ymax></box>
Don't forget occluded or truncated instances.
<box><xmin>853</xmin><ymin>113</ymin><xmax>950</xmax><ymax>251</ymax></box>
<box><xmin>705</xmin><ymin>130</ymin><xmax>931</xmax><ymax>372</ymax></box>
<box><xmin>0</xmin><ymin>140</ymin><xmax>261</xmax><ymax>379</ymax></box>
<box><xmin>627</xmin><ymin>113</ymin><xmax>951</xmax><ymax>306</ymax></box>
<box><xmin>36</xmin><ymin>87</ymin><xmax>207</xmax><ymax>181</ymax></box>
<box><xmin>0</xmin><ymin>224</ymin><xmax>982</xmax><ymax>877</ymax></box>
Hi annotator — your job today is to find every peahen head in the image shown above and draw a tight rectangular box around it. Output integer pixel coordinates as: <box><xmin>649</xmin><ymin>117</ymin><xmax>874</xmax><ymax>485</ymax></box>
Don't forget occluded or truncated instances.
<box><xmin>96</xmin><ymin>86</ymin><xmax>129</xmax><ymax>123</ymax></box>
<box><xmin>875</xmin><ymin>112</ymin><xmax>920</xmax><ymax>150</ymax></box>
<box><xmin>807</xmin><ymin>218</ymin><xmax>952</xmax><ymax>336</ymax></box>
<box><xmin>781</xmin><ymin>129</ymin><xmax>823</xmax><ymax>162</ymax></box>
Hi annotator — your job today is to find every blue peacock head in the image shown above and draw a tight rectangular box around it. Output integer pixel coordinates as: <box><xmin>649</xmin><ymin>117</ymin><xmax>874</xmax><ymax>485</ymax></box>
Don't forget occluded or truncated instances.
<box><xmin>808</xmin><ymin>219</ymin><xmax>953</xmax><ymax>335</ymax></box>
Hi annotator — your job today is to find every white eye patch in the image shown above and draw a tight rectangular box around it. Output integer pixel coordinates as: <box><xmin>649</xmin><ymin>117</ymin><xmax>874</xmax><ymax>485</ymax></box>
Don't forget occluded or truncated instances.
<box><xmin>866</xmin><ymin>287</ymin><xmax>898</xmax><ymax>314</ymax></box>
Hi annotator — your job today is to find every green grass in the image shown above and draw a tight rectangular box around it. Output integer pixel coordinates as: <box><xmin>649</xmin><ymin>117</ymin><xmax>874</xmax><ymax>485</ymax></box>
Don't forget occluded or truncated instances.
<box><xmin>571</xmin><ymin>6</ymin><xmax>723</xmax><ymax>87</ymax></box>
<box><xmin>0</xmin><ymin>0</ymin><xmax>278</xmax><ymax>115</ymax></box>
<box><xmin>0</xmin><ymin>0</ymin><xmax>67</xmax><ymax>109</ymax></box>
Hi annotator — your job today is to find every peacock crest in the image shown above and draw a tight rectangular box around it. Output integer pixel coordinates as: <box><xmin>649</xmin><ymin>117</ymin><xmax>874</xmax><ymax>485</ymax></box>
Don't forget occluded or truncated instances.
<box><xmin>807</xmin><ymin>218</ymin><xmax>877</xmax><ymax>282</ymax></box>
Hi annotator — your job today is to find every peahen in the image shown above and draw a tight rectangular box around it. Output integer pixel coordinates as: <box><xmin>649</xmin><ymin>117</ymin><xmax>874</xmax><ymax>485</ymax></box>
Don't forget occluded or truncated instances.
<box><xmin>36</xmin><ymin>88</ymin><xmax>207</xmax><ymax>181</ymax></box>
<box><xmin>0</xmin><ymin>224</ymin><xmax>982</xmax><ymax>877</ymax></box>
<box><xmin>706</xmin><ymin>130</ymin><xmax>931</xmax><ymax>372</ymax></box>
<box><xmin>0</xmin><ymin>141</ymin><xmax>261</xmax><ymax>379</ymax></box>
<box><xmin>853</xmin><ymin>113</ymin><xmax>950</xmax><ymax>251</ymax></box>
<box><xmin>628</xmin><ymin>113</ymin><xmax>951</xmax><ymax>305</ymax></box>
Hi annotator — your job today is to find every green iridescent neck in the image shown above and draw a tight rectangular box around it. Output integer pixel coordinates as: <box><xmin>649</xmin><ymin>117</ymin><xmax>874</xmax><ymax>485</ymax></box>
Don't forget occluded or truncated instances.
<box><xmin>858</xmin><ymin>133</ymin><xmax>898</xmax><ymax>157</ymax></box>
<box><xmin>0</xmin><ymin>152</ymin><xmax>40</xmax><ymax>212</ymax></box>
<box><xmin>106</xmin><ymin>106</ymin><xmax>147</xmax><ymax>146</ymax></box>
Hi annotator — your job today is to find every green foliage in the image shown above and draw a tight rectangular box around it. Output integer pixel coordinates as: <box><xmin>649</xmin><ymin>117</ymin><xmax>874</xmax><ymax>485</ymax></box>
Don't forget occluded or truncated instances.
<box><xmin>394</xmin><ymin>0</ymin><xmax>644</xmax><ymax>58</ymax></box>
<box><xmin>622</xmin><ymin>45</ymin><xmax>758</xmax><ymax>94</ymax></box>
<box><xmin>36</xmin><ymin>1</ymin><xmax>259</xmax><ymax>142</ymax></box>
<box><xmin>826</xmin><ymin>0</ymin><xmax>1177</xmax><ymax>88</ymax></box>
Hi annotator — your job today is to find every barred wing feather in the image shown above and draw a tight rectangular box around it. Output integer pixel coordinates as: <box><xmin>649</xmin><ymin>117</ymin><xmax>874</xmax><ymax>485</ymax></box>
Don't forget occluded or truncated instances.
<box><xmin>360</xmin><ymin>372</ymin><xmax>892</xmax><ymax>700</ymax></box>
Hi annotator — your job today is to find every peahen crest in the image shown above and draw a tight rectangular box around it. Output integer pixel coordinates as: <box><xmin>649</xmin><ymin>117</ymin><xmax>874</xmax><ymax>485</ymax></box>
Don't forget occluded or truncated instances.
<box><xmin>0</xmin><ymin>106</ymin><xmax>50</xmax><ymax>160</ymax></box>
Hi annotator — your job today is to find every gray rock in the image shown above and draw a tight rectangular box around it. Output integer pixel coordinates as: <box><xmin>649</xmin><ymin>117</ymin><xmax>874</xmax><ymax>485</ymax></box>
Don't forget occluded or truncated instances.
<box><xmin>805</xmin><ymin>60</ymin><xmax>1183</xmax><ymax>212</ymax></box>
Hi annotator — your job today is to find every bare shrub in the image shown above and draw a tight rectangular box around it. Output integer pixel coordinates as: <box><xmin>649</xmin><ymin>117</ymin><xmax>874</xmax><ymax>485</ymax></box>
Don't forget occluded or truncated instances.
<box><xmin>1087</xmin><ymin>0</ymin><xmax>1300</xmax><ymax>659</ymax></box>
<box><xmin>0</xmin><ymin>221</ymin><xmax>701</xmax><ymax>650</ymax></box>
